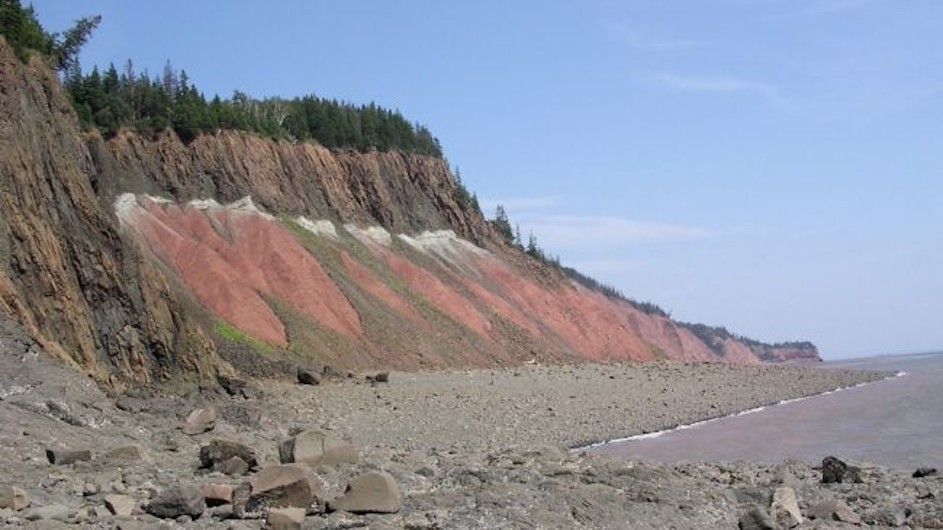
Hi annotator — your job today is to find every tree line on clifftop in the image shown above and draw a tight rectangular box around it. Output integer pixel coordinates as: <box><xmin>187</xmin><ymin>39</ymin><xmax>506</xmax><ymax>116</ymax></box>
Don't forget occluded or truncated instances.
<box><xmin>0</xmin><ymin>0</ymin><xmax>441</xmax><ymax>156</ymax></box>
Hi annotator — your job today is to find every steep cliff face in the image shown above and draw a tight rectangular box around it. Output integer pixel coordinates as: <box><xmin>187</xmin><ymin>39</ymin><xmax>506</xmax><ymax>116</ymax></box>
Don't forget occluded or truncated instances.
<box><xmin>87</xmin><ymin>129</ymin><xmax>491</xmax><ymax>245</ymax></box>
<box><xmin>0</xmin><ymin>37</ymin><xmax>819</xmax><ymax>387</ymax></box>
<box><xmin>0</xmin><ymin>38</ymin><xmax>221</xmax><ymax>386</ymax></box>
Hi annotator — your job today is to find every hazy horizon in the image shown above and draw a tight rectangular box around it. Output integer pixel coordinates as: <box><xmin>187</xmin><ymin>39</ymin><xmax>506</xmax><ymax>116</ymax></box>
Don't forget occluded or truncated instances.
<box><xmin>32</xmin><ymin>0</ymin><xmax>943</xmax><ymax>360</ymax></box>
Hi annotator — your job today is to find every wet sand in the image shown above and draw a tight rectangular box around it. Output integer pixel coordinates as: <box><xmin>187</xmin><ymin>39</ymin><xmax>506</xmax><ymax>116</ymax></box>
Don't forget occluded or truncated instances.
<box><xmin>590</xmin><ymin>353</ymin><xmax>943</xmax><ymax>470</ymax></box>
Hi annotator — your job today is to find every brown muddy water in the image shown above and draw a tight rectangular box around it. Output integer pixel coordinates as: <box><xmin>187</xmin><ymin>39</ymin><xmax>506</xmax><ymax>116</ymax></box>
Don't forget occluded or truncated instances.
<box><xmin>589</xmin><ymin>352</ymin><xmax>943</xmax><ymax>470</ymax></box>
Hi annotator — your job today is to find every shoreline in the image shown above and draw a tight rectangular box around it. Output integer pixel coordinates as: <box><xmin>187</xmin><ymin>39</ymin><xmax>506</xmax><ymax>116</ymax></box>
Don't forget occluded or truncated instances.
<box><xmin>578</xmin><ymin>369</ymin><xmax>906</xmax><ymax>451</ymax></box>
<box><xmin>4</xmin><ymin>357</ymin><xmax>939</xmax><ymax>528</ymax></box>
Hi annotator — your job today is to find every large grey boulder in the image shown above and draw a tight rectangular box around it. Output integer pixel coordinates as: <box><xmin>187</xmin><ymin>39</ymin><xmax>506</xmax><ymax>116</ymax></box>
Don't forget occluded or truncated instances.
<box><xmin>200</xmin><ymin>439</ymin><xmax>258</xmax><ymax>471</ymax></box>
<box><xmin>145</xmin><ymin>483</ymin><xmax>205</xmax><ymax>519</ymax></box>
<box><xmin>279</xmin><ymin>430</ymin><xmax>358</xmax><ymax>466</ymax></box>
<box><xmin>244</xmin><ymin>464</ymin><xmax>325</xmax><ymax>514</ymax></box>
<box><xmin>328</xmin><ymin>471</ymin><xmax>402</xmax><ymax>514</ymax></box>
<box><xmin>183</xmin><ymin>406</ymin><xmax>217</xmax><ymax>435</ymax></box>
<box><xmin>821</xmin><ymin>456</ymin><xmax>860</xmax><ymax>484</ymax></box>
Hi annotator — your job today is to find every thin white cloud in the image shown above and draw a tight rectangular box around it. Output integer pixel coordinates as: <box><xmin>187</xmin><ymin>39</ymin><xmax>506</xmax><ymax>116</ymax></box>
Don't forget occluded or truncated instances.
<box><xmin>520</xmin><ymin>214</ymin><xmax>714</xmax><ymax>250</ymax></box>
<box><xmin>650</xmin><ymin>72</ymin><xmax>790</xmax><ymax>107</ymax></box>
<box><xmin>479</xmin><ymin>196</ymin><xmax>557</xmax><ymax>217</ymax></box>
<box><xmin>605</xmin><ymin>22</ymin><xmax>709</xmax><ymax>51</ymax></box>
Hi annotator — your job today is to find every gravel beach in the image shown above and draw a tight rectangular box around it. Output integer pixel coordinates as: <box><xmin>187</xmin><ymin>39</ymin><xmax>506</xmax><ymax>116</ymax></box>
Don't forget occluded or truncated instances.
<box><xmin>2</xmin><ymin>337</ymin><xmax>940</xmax><ymax>529</ymax></box>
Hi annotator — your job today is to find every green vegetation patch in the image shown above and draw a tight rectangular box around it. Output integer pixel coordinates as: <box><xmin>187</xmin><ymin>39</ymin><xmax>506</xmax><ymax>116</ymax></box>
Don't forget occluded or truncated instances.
<box><xmin>213</xmin><ymin>320</ymin><xmax>275</xmax><ymax>354</ymax></box>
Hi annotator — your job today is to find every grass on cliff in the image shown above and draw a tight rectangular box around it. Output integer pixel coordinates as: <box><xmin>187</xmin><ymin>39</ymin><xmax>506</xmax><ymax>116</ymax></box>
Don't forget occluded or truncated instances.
<box><xmin>213</xmin><ymin>320</ymin><xmax>274</xmax><ymax>354</ymax></box>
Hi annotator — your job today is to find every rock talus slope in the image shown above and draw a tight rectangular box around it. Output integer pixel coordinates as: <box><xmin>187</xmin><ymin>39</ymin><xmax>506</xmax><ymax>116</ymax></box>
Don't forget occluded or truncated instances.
<box><xmin>0</xmin><ymin>37</ymin><xmax>818</xmax><ymax>386</ymax></box>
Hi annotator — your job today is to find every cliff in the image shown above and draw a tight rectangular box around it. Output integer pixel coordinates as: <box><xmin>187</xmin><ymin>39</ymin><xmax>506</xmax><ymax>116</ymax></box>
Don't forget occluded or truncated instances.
<box><xmin>0</xmin><ymin>37</ymin><xmax>819</xmax><ymax>388</ymax></box>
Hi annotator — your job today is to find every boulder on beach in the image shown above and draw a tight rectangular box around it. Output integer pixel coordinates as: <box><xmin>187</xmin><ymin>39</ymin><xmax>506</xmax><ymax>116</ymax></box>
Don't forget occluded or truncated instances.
<box><xmin>46</xmin><ymin>447</ymin><xmax>92</xmax><ymax>465</ymax></box>
<box><xmin>183</xmin><ymin>406</ymin><xmax>217</xmax><ymax>435</ymax></box>
<box><xmin>0</xmin><ymin>485</ymin><xmax>30</xmax><ymax>511</ymax></box>
<box><xmin>914</xmin><ymin>467</ymin><xmax>938</xmax><ymax>478</ymax></box>
<box><xmin>266</xmin><ymin>506</ymin><xmax>306</xmax><ymax>529</ymax></box>
<box><xmin>770</xmin><ymin>487</ymin><xmax>803</xmax><ymax>528</ymax></box>
<box><xmin>145</xmin><ymin>483</ymin><xmax>205</xmax><ymax>519</ymax></box>
<box><xmin>200</xmin><ymin>439</ymin><xmax>258</xmax><ymax>471</ymax></box>
<box><xmin>809</xmin><ymin>498</ymin><xmax>861</xmax><ymax>525</ymax></box>
<box><xmin>821</xmin><ymin>456</ymin><xmax>860</xmax><ymax>484</ymax></box>
<box><xmin>297</xmin><ymin>368</ymin><xmax>320</xmax><ymax>385</ymax></box>
<box><xmin>278</xmin><ymin>430</ymin><xmax>359</xmax><ymax>466</ymax></box>
<box><xmin>244</xmin><ymin>464</ymin><xmax>325</xmax><ymax>514</ymax></box>
<box><xmin>328</xmin><ymin>471</ymin><xmax>403</xmax><ymax>514</ymax></box>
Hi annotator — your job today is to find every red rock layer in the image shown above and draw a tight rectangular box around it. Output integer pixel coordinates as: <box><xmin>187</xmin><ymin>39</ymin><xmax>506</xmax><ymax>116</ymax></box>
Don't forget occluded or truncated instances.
<box><xmin>125</xmin><ymin>197</ymin><xmax>362</xmax><ymax>347</ymax></box>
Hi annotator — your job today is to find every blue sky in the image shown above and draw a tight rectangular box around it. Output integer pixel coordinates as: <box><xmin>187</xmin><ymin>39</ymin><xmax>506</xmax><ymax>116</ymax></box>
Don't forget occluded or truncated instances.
<box><xmin>33</xmin><ymin>0</ymin><xmax>943</xmax><ymax>359</ymax></box>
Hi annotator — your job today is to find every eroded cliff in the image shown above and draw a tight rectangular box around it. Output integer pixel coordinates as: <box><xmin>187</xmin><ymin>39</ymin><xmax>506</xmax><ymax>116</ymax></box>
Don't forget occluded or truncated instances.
<box><xmin>0</xmin><ymin>37</ymin><xmax>819</xmax><ymax>387</ymax></box>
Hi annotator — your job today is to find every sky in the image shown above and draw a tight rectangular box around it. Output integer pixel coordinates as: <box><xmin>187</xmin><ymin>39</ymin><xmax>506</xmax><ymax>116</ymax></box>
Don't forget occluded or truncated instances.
<box><xmin>32</xmin><ymin>0</ymin><xmax>943</xmax><ymax>360</ymax></box>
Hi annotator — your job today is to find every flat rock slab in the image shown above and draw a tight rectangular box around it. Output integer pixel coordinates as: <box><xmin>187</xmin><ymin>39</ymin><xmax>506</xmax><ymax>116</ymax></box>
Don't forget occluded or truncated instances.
<box><xmin>104</xmin><ymin>493</ymin><xmax>136</xmax><ymax>517</ymax></box>
<box><xmin>0</xmin><ymin>485</ymin><xmax>30</xmax><ymax>511</ymax></box>
<box><xmin>266</xmin><ymin>506</ymin><xmax>306</xmax><ymax>529</ymax></box>
<box><xmin>46</xmin><ymin>447</ymin><xmax>91</xmax><ymax>465</ymax></box>
<box><xmin>328</xmin><ymin>471</ymin><xmax>402</xmax><ymax>514</ymax></box>
<box><xmin>183</xmin><ymin>406</ymin><xmax>217</xmax><ymax>435</ymax></box>
<box><xmin>201</xmin><ymin>483</ymin><xmax>234</xmax><ymax>506</ymax></box>
<box><xmin>810</xmin><ymin>499</ymin><xmax>862</xmax><ymax>525</ymax></box>
<box><xmin>246</xmin><ymin>464</ymin><xmax>323</xmax><ymax>514</ymax></box>
<box><xmin>24</xmin><ymin>504</ymin><xmax>71</xmax><ymax>521</ymax></box>
<box><xmin>279</xmin><ymin>430</ymin><xmax>359</xmax><ymax>466</ymax></box>
<box><xmin>102</xmin><ymin>444</ymin><xmax>144</xmax><ymax>462</ymax></box>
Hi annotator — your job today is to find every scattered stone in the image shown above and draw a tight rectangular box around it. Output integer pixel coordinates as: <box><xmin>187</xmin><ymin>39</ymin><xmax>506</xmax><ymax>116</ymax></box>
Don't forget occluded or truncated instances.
<box><xmin>810</xmin><ymin>499</ymin><xmax>862</xmax><ymax>525</ymax></box>
<box><xmin>222</xmin><ymin>455</ymin><xmax>250</xmax><ymax>476</ymax></box>
<box><xmin>218</xmin><ymin>375</ymin><xmax>263</xmax><ymax>399</ymax></box>
<box><xmin>46</xmin><ymin>446</ymin><xmax>91</xmax><ymax>465</ymax></box>
<box><xmin>145</xmin><ymin>483</ymin><xmax>205</xmax><ymax>519</ymax></box>
<box><xmin>183</xmin><ymin>406</ymin><xmax>217</xmax><ymax>435</ymax></box>
<box><xmin>246</xmin><ymin>464</ymin><xmax>324</xmax><ymax>514</ymax></box>
<box><xmin>297</xmin><ymin>369</ymin><xmax>320</xmax><ymax>386</ymax></box>
<box><xmin>372</xmin><ymin>372</ymin><xmax>390</xmax><ymax>383</ymax></box>
<box><xmin>103</xmin><ymin>444</ymin><xmax>144</xmax><ymax>461</ymax></box>
<box><xmin>0</xmin><ymin>486</ymin><xmax>30</xmax><ymax>511</ymax></box>
<box><xmin>914</xmin><ymin>467</ymin><xmax>938</xmax><ymax>478</ymax></box>
<box><xmin>104</xmin><ymin>493</ymin><xmax>136</xmax><ymax>517</ymax></box>
<box><xmin>266</xmin><ymin>506</ymin><xmax>306</xmax><ymax>529</ymax></box>
<box><xmin>23</xmin><ymin>504</ymin><xmax>71</xmax><ymax>521</ymax></box>
<box><xmin>200</xmin><ymin>439</ymin><xmax>258</xmax><ymax>471</ymax></box>
<box><xmin>328</xmin><ymin>471</ymin><xmax>402</xmax><ymax>514</ymax></box>
<box><xmin>201</xmin><ymin>483</ymin><xmax>234</xmax><ymax>506</ymax></box>
<box><xmin>770</xmin><ymin>487</ymin><xmax>803</xmax><ymax>528</ymax></box>
<box><xmin>821</xmin><ymin>456</ymin><xmax>860</xmax><ymax>483</ymax></box>
<box><xmin>279</xmin><ymin>430</ymin><xmax>359</xmax><ymax>466</ymax></box>
<box><xmin>738</xmin><ymin>505</ymin><xmax>776</xmax><ymax>530</ymax></box>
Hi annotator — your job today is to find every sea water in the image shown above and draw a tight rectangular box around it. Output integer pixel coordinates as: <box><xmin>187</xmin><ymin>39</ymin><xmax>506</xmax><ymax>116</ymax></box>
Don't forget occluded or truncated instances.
<box><xmin>590</xmin><ymin>351</ymin><xmax>943</xmax><ymax>470</ymax></box>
